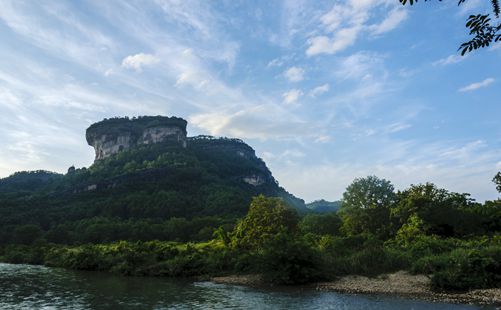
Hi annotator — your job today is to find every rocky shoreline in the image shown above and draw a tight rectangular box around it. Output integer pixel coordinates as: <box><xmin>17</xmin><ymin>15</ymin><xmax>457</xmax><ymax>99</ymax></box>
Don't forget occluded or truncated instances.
<box><xmin>212</xmin><ymin>271</ymin><xmax>501</xmax><ymax>306</ymax></box>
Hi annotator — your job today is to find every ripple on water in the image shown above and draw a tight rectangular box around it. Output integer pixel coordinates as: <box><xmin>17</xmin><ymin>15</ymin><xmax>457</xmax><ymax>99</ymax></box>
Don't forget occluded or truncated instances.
<box><xmin>0</xmin><ymin>263</ymin><xmax>494</xmax><ymax>310</ymax></box>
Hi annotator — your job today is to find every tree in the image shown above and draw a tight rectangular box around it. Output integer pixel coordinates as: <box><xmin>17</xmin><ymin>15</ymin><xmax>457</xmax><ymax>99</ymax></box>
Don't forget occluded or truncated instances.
<box><xmin>13</xmin><ymin>224</ymin><xmax>43</xmax><ymax>245</ymax></box>
<box><xmin>392</xmin><ymin>183</ymin><xmax>473</xmax><ymax>237</ymax></box>
<box><xmin>493</xmin><ymin>172</ymin><xmax>501</xmax><ymax>193</ymax></box>
<box><xmin>400</xmin><ymin>0</ymin><xmax>501</xmax><ymax>55</ymax></box>
<box><xmin>299</xmin><ymin>213</ymin><xmax>342</xmax><ymax>236</ymax></box>
<box><xmin>231</xmin><ymin>195</ymin><xmax>299</xmax><ymax>250</ymax></box>
<box><xmin>339</xmin><ymin>176</ymin><xmax>397</xmax><ymax>237</ymax></box>
<box><xmin>341</xmin><ymin>175</ymin><xmax>397</xmax><ymax>210</ymax></box>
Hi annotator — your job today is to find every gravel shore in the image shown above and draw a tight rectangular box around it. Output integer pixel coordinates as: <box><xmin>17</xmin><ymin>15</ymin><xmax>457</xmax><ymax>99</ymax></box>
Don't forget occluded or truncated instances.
<box><xmin>212</xmin><ymin>271</ymin><xmax>501</xmax><ymax>306</ymax></box>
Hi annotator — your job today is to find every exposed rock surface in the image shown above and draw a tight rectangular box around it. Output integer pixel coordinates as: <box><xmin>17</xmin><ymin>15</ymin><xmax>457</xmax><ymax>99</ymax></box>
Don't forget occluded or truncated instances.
<box><xmin>213</xmin><ymin>271</ymin><xmax>501</xmax><ymax>306</ymax></box>
<box><xmin>316</xmin><ymin>271</ymin><xmax>501</xmax><ymax>306</ymax></box>
<box><xmin>86</xmin><ymin>116</ymin><xmax>187</xmax><ymax>160</ymax></box>
<box><xmin>243</xmin><ymin>175</ymin><xmax>266</xmax><ymax>186</ymax></box>
<box><xmin>82</xmin><ymin>116</ymin><xmax>307</xmax><ymax>212</ymax></box>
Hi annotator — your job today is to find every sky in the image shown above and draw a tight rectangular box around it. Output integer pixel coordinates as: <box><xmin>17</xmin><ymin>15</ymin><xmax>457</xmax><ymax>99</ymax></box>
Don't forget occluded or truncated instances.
<box><xmin>0</xmin><ymin>0</ymin><xmax>500</xmax><ymax>202</ymax></box>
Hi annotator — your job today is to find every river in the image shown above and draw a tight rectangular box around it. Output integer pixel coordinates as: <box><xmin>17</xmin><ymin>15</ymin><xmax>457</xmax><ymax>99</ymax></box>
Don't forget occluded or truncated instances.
<box><xmin>0</xmin><ymin>263</ymin><xmax>495</xmax><ymax>309</ymax></box>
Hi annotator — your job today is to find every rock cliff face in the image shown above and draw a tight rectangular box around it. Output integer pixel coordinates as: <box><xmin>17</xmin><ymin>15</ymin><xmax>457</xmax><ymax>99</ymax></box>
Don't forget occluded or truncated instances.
<box><xmin>86</xmin><ymin>116</ymin><xmax>187</xmax><ymax>161</ymax></box>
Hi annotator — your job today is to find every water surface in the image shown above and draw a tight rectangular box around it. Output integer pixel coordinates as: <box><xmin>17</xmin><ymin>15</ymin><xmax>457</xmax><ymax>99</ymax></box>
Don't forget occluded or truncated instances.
<box><xmin>0</xmin><ymin>263</ymin><xmax>495</xmax><ymax>309</ymax></box>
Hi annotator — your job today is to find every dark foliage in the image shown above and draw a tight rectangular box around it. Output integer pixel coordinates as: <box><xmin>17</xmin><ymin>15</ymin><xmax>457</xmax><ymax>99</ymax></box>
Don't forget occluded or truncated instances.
<box><xmin>400</xmin><ymin>0</ymin><xmax>501</xmax><ymax>55</ymax></box>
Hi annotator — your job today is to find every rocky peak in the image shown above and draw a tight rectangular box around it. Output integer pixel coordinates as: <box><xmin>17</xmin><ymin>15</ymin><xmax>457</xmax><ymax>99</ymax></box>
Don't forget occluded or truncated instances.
<box><xmin>86</xmin><ymin>116</ymin><xmax>187</xmax><ymax>161</ymax></box>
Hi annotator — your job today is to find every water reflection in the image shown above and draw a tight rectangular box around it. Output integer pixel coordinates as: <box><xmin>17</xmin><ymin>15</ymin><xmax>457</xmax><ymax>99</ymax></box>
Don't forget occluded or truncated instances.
<box><xmin>0</xmin><ymin>263</ymin><xmax>494</xmax><ymax>309</ymax></box>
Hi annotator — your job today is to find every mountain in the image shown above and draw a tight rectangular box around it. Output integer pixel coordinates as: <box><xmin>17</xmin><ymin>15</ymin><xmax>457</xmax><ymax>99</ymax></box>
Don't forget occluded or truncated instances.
<box><xmin>0</xmin><ymin>116</ymin><xmax>306</xmax><ymax>245</ymax></box>
<box><xmin>0</xmin><ymin>170</ymin><xmax>63</xmax><ymax>193</ymax></box>
<box><xmin>306</xmin><ymin>199</ymin><xmax>342</xmax><ymax>213</ymax></box>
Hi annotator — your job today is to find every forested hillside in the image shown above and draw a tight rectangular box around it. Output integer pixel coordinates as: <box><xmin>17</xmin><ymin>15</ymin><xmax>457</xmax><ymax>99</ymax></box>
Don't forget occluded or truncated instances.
<box><xmin>0</xmin><ymin>135</ymin><xmax>305</xmax><ymax>245</ymax></box>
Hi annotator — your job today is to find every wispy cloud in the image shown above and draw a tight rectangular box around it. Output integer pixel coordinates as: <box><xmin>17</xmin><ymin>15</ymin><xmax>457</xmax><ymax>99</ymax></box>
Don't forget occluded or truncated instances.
<box><xmin>386</xmin><ymin>122</ymin><xmax>411</xmax><ymax>133</ymax></box>
<box><xmin>335</xmin><ymin>52</ymin><xmax>386</xmax><ymax>81</ymax></box>
<box><xmin>282</xmin><ymin>89</ymin><xmax>303</xmax><ymax>104</ymax></box>
<box><xmin>306</xmin><ymin>1</ymin><xmax>407</xmax><ymax>56</ymax></box>
<box><xmin>309</xmin><ymin>84</ymin><xmax>330</xmax><ymax>97</ymax></box>
<box><xmin>459</xmin><ymin>78</ymin><xmax>495</xmax><ymax>92</ymax></box>
<box><xmin>0</xmin><ymin>1</ymin><xmax>116</xmax><ymax>73</ymax></box>
<box><xmin>314</xmin><ymin>135</ymin><xmax>331</xmax><ymax>143</ymax></box>
<box><xmin>122</xmin><ymin>53</ymin><xmax>159</xmax><ymax>72</ymax></box>
<box><xmin>0</xmin><ymin>0</ymin><xmax>498</xmax><ymax>204</ymax></box>
<box><xmin>270</xmin><ymin>139</ymin><xmax>500</xmax><ymax>202</ymax></box>
<box><xmin>268</xmin><ymin>58</ymin><xmax>284</xmax><ymax>68</ymax></box>
<box><xmin>189</xmin><ymin>104</ymin><xmax>317</xmax><ymax>141</ymax></box>
<box><xmin>369</xmin><ymin>7</ymin><xmax>408</xmax><ymax>36</ymax></box>
<box><xmin>270</xmin><ymin>0</ymin><xmax>320</xmax><ymax>48</ymax></box>
<box><xmin>283</xmin><ymin>66</ymin><xmax>305</xmax><ymax>82</ymax></box>
<box><xmin>433</xmin><ymin>54</ymin><xmax>467</xmax><ymax>66</ymax></box>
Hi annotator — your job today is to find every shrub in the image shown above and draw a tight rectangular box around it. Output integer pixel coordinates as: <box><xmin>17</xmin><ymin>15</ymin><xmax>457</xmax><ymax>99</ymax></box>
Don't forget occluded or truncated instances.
<box><xmin>259</xmin><ymin>233</ymin><xmax>324</xmax><ymax>284</ymax></box>
<box><xmin>431</xmin><ymin>246</ymin><xmax>501</xmax><ymax>290</ymax></box>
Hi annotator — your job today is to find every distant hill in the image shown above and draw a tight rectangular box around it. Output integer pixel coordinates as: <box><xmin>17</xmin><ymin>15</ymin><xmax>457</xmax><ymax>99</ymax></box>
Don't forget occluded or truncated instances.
<box><xmin>306</xmin><ymin>199</ymin><xmax>342</xmax><ymax>213</ymax></box>
<box><xmin>0</xmin><ymin>170</ymin><xmax>63</xmax><ymax>193</ymax></box>
<box><xmin>0</xmin><ymin>116</ymin><xmax>307</xmax><ymax>245</ymax></box>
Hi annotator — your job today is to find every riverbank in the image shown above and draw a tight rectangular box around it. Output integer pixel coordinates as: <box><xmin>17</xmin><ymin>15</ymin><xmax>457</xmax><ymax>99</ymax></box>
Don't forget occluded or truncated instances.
<box><xmin>213</xmin><ymin>271</ymin><xmax>501</xmax><ymax>306</ymax></box>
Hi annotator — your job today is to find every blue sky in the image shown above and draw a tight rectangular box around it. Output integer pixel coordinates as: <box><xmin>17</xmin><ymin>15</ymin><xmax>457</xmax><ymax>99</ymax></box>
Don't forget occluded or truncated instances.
<box><xmin>0</xmin><ymin>0</ymin><xmax>499</xmax><ymax>202</ymax></box>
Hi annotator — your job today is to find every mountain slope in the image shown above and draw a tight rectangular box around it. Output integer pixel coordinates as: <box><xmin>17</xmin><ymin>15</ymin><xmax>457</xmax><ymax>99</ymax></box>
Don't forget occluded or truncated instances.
<box><xmin>0</xmin><ymin>117</ymin><xmax>306</xmax><ymax>244</ymax></box>
<box><xmin>306</xmin><ymin>199</ymin><xmax>341</xmax><ymax>213</ymax></box>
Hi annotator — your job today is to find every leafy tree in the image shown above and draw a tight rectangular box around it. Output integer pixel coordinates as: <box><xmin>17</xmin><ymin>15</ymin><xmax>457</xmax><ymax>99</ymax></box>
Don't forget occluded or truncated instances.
<box><xmin>400</xmin><ymin>0</ymin><xmax>501</xmax><ymax>55</ymax></box>
<box><xmin>393</xmin><ymin>183</ymin><xmax>474</xmax><ymax>237</ymax></box>
<box><xmin>231</xmin><ymin>195</ymin><xmax>299</xmax><ymax>250</ymax></box>
<box><xmin>299</xmin><ymin>213</ymin><xmax>342</xmax><ymax>236</ymax></box>
<box><xmin>493</xmin><ymin>171</ymin><xmax>501</xmax><ymax>193</ymax></box>
<box><xmin>339</xmin><ymin>176</ymin><xmax>397</xmax><ymax>237</ymax></box>
<box><xmin>395</xmin><ymin>214</ymin><xmax>425</xmax><ymax>245</ymax></box>
<box><xmin>13</xmin><ymin>224</ymin><xmax>43</xmax><ymax>245</ymax></box>
<box><xmin>341</xmin><ymin>175</ymin><xmax>397</xmax><ymax>210</ymax></box>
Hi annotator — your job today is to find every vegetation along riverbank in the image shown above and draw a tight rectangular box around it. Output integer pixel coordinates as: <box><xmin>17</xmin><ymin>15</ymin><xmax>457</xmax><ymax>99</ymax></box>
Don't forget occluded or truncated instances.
<box><xmin>0</xmin><ymin>117</ymin><xmax>500</xmax><ymax>306</ymax></box>
<box><xmin>1</xmin><ymin>184</ymin><xmax>500</xmax><ymax>306</ymax></box>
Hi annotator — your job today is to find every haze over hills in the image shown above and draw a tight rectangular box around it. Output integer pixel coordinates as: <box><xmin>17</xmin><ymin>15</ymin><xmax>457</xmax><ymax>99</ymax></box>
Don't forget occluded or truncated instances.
<box><xmin>306</xmin><ymin>199</ymin><xmax>341</xmax><ymax>213</ymax></box>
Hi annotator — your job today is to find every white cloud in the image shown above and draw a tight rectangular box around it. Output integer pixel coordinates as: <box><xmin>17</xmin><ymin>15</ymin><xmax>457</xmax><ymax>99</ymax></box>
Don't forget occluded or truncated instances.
<box><xmin>262</xmin><ymin>149</ymin><xmax>307</xmax><ymax>166</ymax></box>
<box><xmin>121</xmin><ymin>53</ymin><xmax>159</xmax><ymax>72</ymax></box>
<box><xmin>369</xmin><ymin>8</ymin><xmax>408</xmax><ymax>36</ymax></box>
<box><xmin>433</xmin><ymin>54</ymin><xmax>466</xmax><ymax>66</ymax></box>
<box><xmin>310</xmin><ymin>84</ymin><xmax>330</xmax><ymax>97</ymax></box>
<box><xmin>268</xmin><ymin>58</ymin><xmax>284</xmax><ymax>68</ymax></box>
<box><xmin>386</xmin><ymin>122</ymin><xmax>411</xmax><ymax>133</ymax></box>
<box><xmin>458</xmin><ymin>78</ymin><xmax>495</xmax><ymax>92</ymax></box>
<box><xmin>0</xmin><ymin>1</ymin><xmax>116</xmax><ymax>72</ymax></box>
<box><xmin>189</xmin><ymin>104</ymin><xmax>316</xmax><ymax>140</ymax></box>
<box><xmin>306</xmin><ymin>1</ymin><xmax>407</xmax><ymax>56</ymax></box>
<box><xmin>271</xmin><ymin>139</ymin><xmax>500</xmax><ymax>202</ymax></box>
<box><xmin>283</xmin><ymin>66</ymin><xmax>304</xmax><ymax>82</ymax></box>
<box><xmin>154</xmin><ymin>0</ymin><xmax>220</xmax><ymax>40</ymax></box>
<box><xmin>306</xmin><ymin>29</ymin><xmax>359</xmax><ymax>56</ymax></box>
<box><xmin>282</xmin><ymin>89</ymin><xmax>303</xmax><ymax>104</ymax></box>
<box><xmin>314</xmin><ymin>135</ymin><xmax>331</xmax><ymax>143</ymax></box>
<box><xmin>271</xmin><ymin>0</ymin><xmax>320</xmax><ymax>48</ymax></box>
<box><xmin>335</xmin><ymin>52</ymin><xmax>385</xmax><ymax>80</ymax></box>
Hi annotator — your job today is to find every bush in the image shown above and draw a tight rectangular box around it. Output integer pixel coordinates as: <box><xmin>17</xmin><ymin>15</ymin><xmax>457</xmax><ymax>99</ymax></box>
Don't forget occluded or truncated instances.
<box><xmin>2</xmin><ymin>244</ymin><xmax>46</xmax><ymax>264</ymax></box>
<box><xmin>259</xmin><ymin>233</ymin><xmax>324</xmax><ymax>284</ymax></box>
<box><xmin>431</xmin><ymin>246</ymin><xmax>501</xmax><ymax>290</ymax></box>
<box><xmin>411</xmin><ymin>254</ymin><xmax>449</xmax><ymax>275</ymax></box>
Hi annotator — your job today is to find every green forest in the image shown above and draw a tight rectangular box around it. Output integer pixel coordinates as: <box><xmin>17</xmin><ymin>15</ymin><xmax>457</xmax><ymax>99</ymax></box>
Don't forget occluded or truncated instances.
<box><xmin>0</xmin><ymin>137</ymin><xmax>500</xmax><ymax>292</ymax></box>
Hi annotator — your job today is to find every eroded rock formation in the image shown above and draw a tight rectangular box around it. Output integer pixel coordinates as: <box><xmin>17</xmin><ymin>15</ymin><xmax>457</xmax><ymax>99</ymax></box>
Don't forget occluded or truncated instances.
<box><xmin>86</xmin><ymin>116</ymin><xmax>187</xmax><ymax>161</ymax></box>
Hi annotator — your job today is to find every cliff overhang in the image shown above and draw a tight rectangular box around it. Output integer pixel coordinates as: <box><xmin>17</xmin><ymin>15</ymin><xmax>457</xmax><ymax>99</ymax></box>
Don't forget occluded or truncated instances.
<box><xmin>86</xmin><ymin>116</ymin><xmax>187</xmax><ymax>161</ymax></box>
